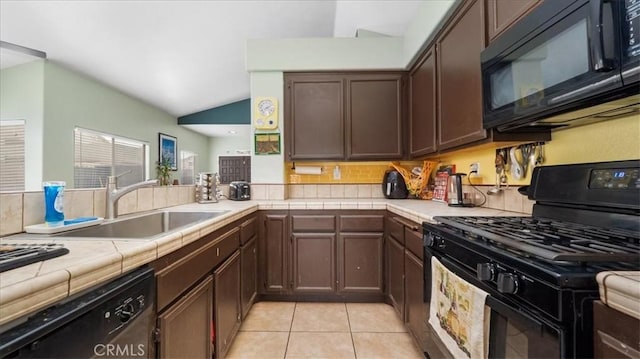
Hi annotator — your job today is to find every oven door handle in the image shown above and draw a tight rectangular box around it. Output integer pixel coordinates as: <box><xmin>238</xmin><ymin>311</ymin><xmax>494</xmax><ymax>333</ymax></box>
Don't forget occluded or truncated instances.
<box><xmin>438</xmin><ymin>257</ymin><xmax>547</xmax><ymax>333</ymax></box>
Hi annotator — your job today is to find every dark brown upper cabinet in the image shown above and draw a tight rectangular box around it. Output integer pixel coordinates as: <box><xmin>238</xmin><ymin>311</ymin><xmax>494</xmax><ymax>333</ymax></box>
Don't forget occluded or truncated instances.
<box><xmin>285</xmin><ymin>74</ymin><xmax>345</xmax><ymax>160</ymax></box>
<box><xmin>345</xmin><ymin>74</ymin><xmax>404</xmax><ymax>160</ymax></box>
<box><xmin>485</xmin><ymin>0</ymin><xmax>542</xmax><ymax>43</ymax></box>
<box><xmin>285</xmin><ymin>72</ymin><xmax>405</xmax><ymax>161</ymax></box>
<box><xmin>437</xmin><ymin>0</ymin><xmax>487</xmax><ymax>150</ymax></box>
<box><xmin>409</xmin><ymin>46</ymin><xmax>438</xmax><ymax>157</ymax></box>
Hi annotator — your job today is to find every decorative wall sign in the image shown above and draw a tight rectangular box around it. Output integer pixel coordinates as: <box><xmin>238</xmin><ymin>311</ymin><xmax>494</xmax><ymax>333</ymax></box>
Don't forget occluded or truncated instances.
<box><xmin>159</xmin><ymin>133</ymin><xmax>177</xmax><ymax>170</ymax></box>
<box><xmin>254</xmin><ymin>133</ymin><xmax>280</xmax><ymax>155</ymax></box>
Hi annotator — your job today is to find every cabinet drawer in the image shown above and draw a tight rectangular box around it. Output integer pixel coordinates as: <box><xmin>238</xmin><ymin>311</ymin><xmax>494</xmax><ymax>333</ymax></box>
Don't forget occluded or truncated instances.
<box><xmin>340</xmin><ymin>214</ymin><xmax>384</xmax><ymax>232</ymax></box>
<box><xmin>240</xmin><ymin>216</ymin><xmax>258</xmax><ymax>244</ymax></box>
<box><xmin>594</xmin><ymin>300</ymin><xmax>640</xmax><ymax>358</ymax></box>
<box><xmin>157</xmin><ymin>228</ymin><xmax>240</xmax><ymax>311</ymax></box>
<box><xmin>404</xmin><ymin>226</ymin><xmax>424</xmax><ymax>260</ymax></box>
<box><xmin>292</xmin><ymin>214</ymin><xmax>336</xmax><ymax>232</ymax></box>
<box><xmin>386</xmin><ymin>217</ymin><xmax>404</xmax><ymax>244</ymax></box>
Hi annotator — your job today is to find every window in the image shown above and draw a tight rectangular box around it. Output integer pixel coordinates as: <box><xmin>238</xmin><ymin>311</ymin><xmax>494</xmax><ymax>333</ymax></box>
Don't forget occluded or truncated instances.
<box><xmin>0</xmin><ymin>120</ymin><xmax>25</xmax><ymax>191</ymax></box>
<box><xmin>74</xmin><ymin>127</ymin><xmax>149</xmax><ymax>188</ymax></box>
<box><xmin>180</xmin><ymin>150</ymin><xmax>197</xmax><ymax>185</ymax></box>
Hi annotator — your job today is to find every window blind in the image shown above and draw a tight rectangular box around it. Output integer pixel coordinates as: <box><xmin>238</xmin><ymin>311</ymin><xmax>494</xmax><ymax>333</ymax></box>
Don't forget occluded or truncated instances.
<box><xmin>0</xmin><ymin>120</ymin><xmax>25</xmax><ymax>192</ymax></box>
<box><xmin>74</xmin><ymin>128</ymin><xmax>147</xmax><ymax>188</ymax></box>
<box><xmin>180</xmin><ymin>150</ymin><xmax>196</xmax><ymax>185</ymax></box>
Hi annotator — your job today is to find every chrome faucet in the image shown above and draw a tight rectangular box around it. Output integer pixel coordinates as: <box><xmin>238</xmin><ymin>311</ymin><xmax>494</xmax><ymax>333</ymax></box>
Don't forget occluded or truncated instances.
<box><xmin>105</xmin><ymin>172</ymin><xmax>158</xmax><ymax>219</ymax></box>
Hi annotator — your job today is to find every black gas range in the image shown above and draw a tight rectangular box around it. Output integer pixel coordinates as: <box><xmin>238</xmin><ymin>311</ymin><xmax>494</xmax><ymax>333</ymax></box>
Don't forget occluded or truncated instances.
<box><xmin>422</xmin><ymin>160</ymin><xmax>640</xmax><ymax>359</ymax></box>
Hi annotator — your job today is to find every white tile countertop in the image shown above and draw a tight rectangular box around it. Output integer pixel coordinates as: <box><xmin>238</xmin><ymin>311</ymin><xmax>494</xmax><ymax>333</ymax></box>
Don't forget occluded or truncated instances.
<box><xmin>0</xmin><ymin>198</ymin><xmax>519</xmax><ymax>326</ymax></box>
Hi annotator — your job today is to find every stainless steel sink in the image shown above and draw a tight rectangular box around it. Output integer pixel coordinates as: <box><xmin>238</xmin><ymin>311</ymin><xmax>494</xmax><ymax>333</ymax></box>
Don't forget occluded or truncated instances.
<box><xmin>54</xmin><ymin>211</ymin><xmax>229</xmax><ymax>239</ymax></box>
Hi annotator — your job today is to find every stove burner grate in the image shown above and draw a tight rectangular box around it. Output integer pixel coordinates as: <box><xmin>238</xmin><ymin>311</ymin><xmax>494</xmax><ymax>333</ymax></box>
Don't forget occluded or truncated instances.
<box><xmin>0</xmin><ymin>243</ymin><xmax>69</xmax><ymax>273</ymax></box>
<box><xmin>434</xmin><ymin>216</ymin><xmax>640</xmax><ymax>263</ymax></box>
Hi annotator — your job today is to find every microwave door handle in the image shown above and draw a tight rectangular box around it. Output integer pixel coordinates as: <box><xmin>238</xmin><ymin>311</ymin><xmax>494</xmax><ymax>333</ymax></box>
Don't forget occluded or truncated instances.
<box><xmin>590</xmin><ymin>0</ymin><xmax>615</xmax><ymax>72</ymax></box>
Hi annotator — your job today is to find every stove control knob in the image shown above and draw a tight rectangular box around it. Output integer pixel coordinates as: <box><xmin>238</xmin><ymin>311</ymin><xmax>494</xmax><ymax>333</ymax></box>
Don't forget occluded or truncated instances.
<box><xmin>477</xmin><ymin>263</ymin><xmax>495</xmax><ymax>281</ymax></box>
<box><xmin>497</xmin><ymin>273</ymin><xmax>519</xmax><ymax>294</ymax></box>
<box><xmin>423</xmin><ymin>233</ymin><xmax>436</xmax><ymax>248</ymax></box>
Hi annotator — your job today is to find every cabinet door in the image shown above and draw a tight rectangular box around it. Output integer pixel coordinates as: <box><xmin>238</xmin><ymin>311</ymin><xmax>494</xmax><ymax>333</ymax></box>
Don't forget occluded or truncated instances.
<box><xmin>337</xmin><ymin>233</ymin><xmax>383</xmax><ymax>293</ymax></box>
<box><xmin>218</xmin><ymin>156</ymin><xmax>251</xmax><ymax>184</ymax></box>
<box><xmin>405</xmin><ymin>249</ymin><xmax>427</xmax><ymax>351</ymax></box>
<box><xmin>386</xmin><ymin>235</ymin><xmax>405</xmax><ymax>319</ymax></box>
<box><xmin>346</xmin><ymin>74</ymin><xmax>404</xmax><ymax>159</ymax></box>
<box><xmin>158</xmin><ymin>276</ymin><xmax>213</xmax><ymax>359</ymax></box>
<box><xmin>285</xmin><ymin>74</ymin><xmax>344</xmax><ymax>160</ymax></box>
<box><xmin>291</xmin><ymin>233</ymin><xmax>336</xmax><ymax>293</ymax></box>
<box><xmin>214</xmin><ymin>250</ymin><xmax>241</xmax><ymax>359</ymax></box>
<box><xmin>409</xmin><ymin>47</ymin><xmax>437</xmax><ymax>157</ymax></box>
<box><xmin>240</xmin><ymin>236</ymin><xmax>257</xmax><ymax>320</ymax></box>
<box><xmin>486</xmin><ymin>0</ymin><xmax>542</xmax><ymax>43</ymax></box>
<box><xmin>437</xmin><ymin>0</ymin><xmax>487</xmax><ymax>150</ymax></box>
<box><xmin>259</xmin><ymin>212</ymin><xmax>289</xmax><ymax>294</ymax></box>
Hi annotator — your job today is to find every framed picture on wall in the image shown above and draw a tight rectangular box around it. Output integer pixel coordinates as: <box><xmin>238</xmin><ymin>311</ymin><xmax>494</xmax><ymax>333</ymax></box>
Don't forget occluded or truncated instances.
<box><xmin>254</xmin><ymin>133</ymin><xmax>281</xmax><ymax>155</ymax></box>
<box><xmin>159</xmin><ymin>133</ymin><xmax>177</xmax><ymax>170</ymax></box>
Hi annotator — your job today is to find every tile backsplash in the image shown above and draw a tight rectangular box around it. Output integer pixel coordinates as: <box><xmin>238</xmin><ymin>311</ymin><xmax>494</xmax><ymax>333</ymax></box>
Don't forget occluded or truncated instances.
<box><xmin>0</xmin><ymin>185</ymin><xmax>196</xmax><ymax>237</ymax></box>
<box><xmin>1</xmin><ymin>183</ymin><xmax>532</xmax><ymax>237</ymax></box>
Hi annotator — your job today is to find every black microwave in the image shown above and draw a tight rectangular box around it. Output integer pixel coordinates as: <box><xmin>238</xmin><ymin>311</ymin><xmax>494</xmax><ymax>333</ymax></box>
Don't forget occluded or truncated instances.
<box><xmin>482</xmin><ymin>0</ymin><xmax>640</xmax><ymax>132</ymax></box>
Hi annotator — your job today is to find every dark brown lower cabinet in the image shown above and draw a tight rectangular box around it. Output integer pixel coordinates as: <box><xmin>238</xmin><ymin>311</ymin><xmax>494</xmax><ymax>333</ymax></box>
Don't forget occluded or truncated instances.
<box><xmin>214</xmin><ymin>250</ymin><xmax>241</xmax><ymax>359</ymax></box>
<box><xmin>338</xmin><ymin>233</ymin><xmax>384</xmax><ymax>293</ymax></box>
<box><xmin>259</xmin><ymin>211</ymin><xmax>289</xmax><ymax>294</ymax></box>
<box><xmin>240</xmin><ymin>236</ymin><xmax>257</xmax><ymax>319</ymax></box>
<box><xmin>387</xmin><ymin>235</ymin><xmax>405</xmax><ymax>319</ymax></box>
<box><xmin>405</xmin><ymin>249</ymin><xmax>427</xmax><ymax>349</ymax></box>
<box><xmin>157</xmin><ymin>276</ymin><xmax>213</xmax><ymax>359</ymax></box>
<box><xmin>292</xmin><ymin>233</ymin><xmax>336</xmax><ymax>293</ymax></box>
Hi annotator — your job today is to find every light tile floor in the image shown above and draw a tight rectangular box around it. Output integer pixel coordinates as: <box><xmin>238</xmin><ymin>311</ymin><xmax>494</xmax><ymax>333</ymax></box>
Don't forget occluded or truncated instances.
<box><xmin>226</xmin><ymin>302</ymin><xmax>425</xmax><ymax>359</ymax></box>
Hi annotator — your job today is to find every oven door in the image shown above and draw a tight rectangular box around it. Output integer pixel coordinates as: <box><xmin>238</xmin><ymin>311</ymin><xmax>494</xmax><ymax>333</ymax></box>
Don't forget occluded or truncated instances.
<box><xmin>424</xmin><ymin>249</ymin><xmax>567</xmax><ymax>359</ymax></box>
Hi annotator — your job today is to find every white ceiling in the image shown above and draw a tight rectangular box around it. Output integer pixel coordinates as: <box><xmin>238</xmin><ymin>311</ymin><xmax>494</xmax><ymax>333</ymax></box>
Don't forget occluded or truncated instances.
<box><xmin>0</xmin><ymin>0</ymin><xmax>423</xmax><ymax>136</ymax></box>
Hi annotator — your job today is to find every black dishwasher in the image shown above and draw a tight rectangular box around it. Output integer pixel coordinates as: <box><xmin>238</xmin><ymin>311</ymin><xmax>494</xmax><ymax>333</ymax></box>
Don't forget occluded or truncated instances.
<box><xmin>0</xmin><ymin>266</ymin><xmax>155</xmax><ymax>358</ymax></box>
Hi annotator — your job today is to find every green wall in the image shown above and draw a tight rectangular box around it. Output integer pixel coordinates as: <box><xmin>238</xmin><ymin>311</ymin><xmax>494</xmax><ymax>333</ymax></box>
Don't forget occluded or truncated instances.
<box><xmin>178</xmin><ymin>98</ymin><xmax>250</xmax><ymax>125</ymax></box>
<box><xmin>0</xmin><ymin>60</ymin><xmax>45</xmax><ymax>190</ymax></box>
<box><xmin>41</xmin><ymin>61</ymin><xmax>210</xmax><ymax>187</ymax></box>
<box><xmin>1</xmin><ymin>60</ymin><xmax>210</xmax><ymax>190</ymax></box>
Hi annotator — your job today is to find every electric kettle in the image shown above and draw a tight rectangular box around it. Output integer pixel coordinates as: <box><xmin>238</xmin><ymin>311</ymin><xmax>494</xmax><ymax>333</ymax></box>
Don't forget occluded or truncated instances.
<box><xmin>447</xmin><ymin>173</ymin><xmax>473</xmax><ymax>207</ymax></box>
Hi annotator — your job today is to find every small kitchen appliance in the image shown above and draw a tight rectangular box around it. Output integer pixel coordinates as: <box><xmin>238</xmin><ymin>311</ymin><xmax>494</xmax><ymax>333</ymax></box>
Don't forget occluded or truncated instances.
<box><xmin>481</xmin><ymin>0</ymin><xmax>640</xmax><ymax>132</ymax></box>
<box><xmin>0</xmin><ymin>267</ymin><xmax>155</xmax><ymax>358</ymax></box>
<box><xmin>447</xmin><ymin>173</ymin><xmax>473</xmax><ymax>207</ymax></box>
<box><xmin>382</xmin><ymin>169</ymin><xmax>408</xmax><ymax>199</ymax></box>
<box><xmin>228</xmin><ymin>181</ymin><xmax>251</xmax><ymax>201</ymax></box>
<box><xmin>423</xmin><ymin>160</ymin><xmax>640</xmax><ymax>358</ymax></box>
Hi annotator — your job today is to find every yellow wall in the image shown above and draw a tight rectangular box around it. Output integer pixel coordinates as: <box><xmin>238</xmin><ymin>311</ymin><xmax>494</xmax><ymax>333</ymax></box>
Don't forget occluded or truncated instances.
<box><xmin>434</xmin><ymin>114</ymin><xmax>640</xmax><ymax>186</ymax></box>
<box><xmin>283</xmin><ymin>114</ymin><xmax>639</xmax><ymax>186</ymax></box>
<box><xmin>285</xmin><ymin>161</ymin><xmax>422</xmax><ymax>184</ymax></box>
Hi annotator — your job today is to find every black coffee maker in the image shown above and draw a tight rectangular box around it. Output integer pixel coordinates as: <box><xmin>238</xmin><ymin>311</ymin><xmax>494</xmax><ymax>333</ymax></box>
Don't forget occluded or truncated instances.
<box><xmin>382</xmin><ymin>170</ymin><xmax>408</xmax><ymax>199</ymax></box>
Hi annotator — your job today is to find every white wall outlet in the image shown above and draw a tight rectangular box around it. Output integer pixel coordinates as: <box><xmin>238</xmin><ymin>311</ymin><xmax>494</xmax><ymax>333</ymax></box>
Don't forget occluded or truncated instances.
<box><xmin>470</xmin><ymin>162</ymin><xmax>480</xmax><ymax>176</ymax></box>
<box><xmin>333</xmin><ymin>165</ymin><xmax>341</xmax><ymax>180</ymax></box>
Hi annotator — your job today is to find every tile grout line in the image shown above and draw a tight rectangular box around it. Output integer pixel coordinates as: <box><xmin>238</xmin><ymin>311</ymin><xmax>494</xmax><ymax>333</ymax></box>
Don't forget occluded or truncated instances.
<box><xmin>282</xmin><ymin>302</ymin><xmax>297</xmax><ymax>359</ymax></box>
<box><xmin>345</xmin><ymin>303</ymin><xmax>358</xmax><ymax>359</ymax></box>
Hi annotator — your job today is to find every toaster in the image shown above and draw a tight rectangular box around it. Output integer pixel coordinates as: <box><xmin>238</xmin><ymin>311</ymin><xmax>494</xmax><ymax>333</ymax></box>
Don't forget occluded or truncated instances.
<box><xmin>229</xmin><ymin>181</ymin><xmax>251</xmax><ymax>201</ymax></box>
